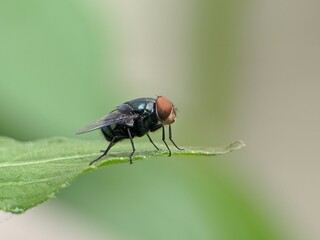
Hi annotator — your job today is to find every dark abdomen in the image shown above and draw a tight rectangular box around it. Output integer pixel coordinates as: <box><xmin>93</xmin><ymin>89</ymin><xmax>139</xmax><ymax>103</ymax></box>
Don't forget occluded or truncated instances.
<box><xmin>101</xmin><ymin>124</ymin><xmax>129</xmax><ymax>142</ymax></box>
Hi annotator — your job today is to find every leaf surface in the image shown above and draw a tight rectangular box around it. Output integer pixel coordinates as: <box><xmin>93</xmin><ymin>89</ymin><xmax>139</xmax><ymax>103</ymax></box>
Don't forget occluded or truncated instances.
<box><xmin>0</xmin><ymin>137</ymin><xmax>245</xmax><ymax>213</ymax></box>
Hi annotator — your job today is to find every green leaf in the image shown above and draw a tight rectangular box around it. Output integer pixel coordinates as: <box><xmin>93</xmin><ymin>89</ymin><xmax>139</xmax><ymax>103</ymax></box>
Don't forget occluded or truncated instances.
<box><xmin>0</xmin><ymin>136</ymin><xmax>245</xmax><ymax>214</ymax></box>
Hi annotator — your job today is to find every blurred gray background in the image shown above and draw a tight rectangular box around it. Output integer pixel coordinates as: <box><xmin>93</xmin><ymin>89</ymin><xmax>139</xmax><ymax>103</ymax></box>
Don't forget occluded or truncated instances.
<box><xmin>0</xmin><ymin>0</ymin><xmax>319</xmax><ymax>239</ymax></box>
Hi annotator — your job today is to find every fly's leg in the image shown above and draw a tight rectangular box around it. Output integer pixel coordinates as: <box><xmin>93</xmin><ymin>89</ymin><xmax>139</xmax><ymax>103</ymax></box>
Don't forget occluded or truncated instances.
<box><xmin>146</xmin><ymin>133</ymin><xmax>159</xmax><ymax>150</ymax></box>
<box><xmin>162</xmin><ymin>125</ymin><xmax>171</xmax><ymax>156</ymax></box>
<box><xmin>90</xmin><ymin>136</ymin><xmax>122</xmax><ymax>165</ymax></box>
<box><xmin>150</xmin><ymin>124</ymin><xmax>182</xmax><ymax>155</ymax></box>
<box><xmin>127</xmin><ymin>128</ymin><xmax>135</xmax><ymax>164</ymax></box>
<box><xmin>169</xmin><ymin>125</ymin><xmax>184</xmax><ymax>150</ymax></box>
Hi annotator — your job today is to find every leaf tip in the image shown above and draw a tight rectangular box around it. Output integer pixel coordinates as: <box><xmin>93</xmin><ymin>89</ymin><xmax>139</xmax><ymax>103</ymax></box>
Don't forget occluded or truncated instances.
<box><xmin>229</xmin><ymin>140</ymin><xmax>246</xmax><ymax>150</ymax></box>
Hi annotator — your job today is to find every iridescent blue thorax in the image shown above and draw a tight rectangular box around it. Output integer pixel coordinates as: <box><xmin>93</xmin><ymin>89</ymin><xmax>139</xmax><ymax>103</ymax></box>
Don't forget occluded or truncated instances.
<box><xmin>124</xmin><ymin>98</ymin><xmax>156</xmax><ymax>115</ymax></box>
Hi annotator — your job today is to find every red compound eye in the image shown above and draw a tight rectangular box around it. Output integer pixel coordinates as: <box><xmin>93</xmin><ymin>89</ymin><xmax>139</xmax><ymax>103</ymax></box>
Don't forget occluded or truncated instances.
<box><xmin>156</xmin><ymin>96</ymin><xmax>176</xmax><ymax>124</ymax></box>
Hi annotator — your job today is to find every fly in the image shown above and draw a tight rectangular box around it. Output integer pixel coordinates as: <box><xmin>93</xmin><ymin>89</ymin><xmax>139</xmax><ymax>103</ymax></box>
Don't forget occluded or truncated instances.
<box><xmin>77</xmin><ymin>96</ymin><xmax>183</xmax><ymax>165</ymax></box>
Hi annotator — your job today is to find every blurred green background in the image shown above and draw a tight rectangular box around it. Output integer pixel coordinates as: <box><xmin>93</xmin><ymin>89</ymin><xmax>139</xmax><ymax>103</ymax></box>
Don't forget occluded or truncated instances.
<box><xmin>1</xmin><ymin>0</ymin><xmax>319</xmax><ymax>239</ymax></box>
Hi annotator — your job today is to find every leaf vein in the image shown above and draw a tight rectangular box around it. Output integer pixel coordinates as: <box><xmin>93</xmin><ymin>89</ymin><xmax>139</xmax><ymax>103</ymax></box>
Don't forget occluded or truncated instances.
<box><xmin>0</xmin><ymin>154</ymin><xmax>97</xmax><ymax>168</ymax></box>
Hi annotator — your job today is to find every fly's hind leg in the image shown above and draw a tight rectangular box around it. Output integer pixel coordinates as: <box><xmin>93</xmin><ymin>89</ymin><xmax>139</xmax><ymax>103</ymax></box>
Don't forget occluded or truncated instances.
<box><xmin>90</xmin><ymin>135</ymin><xmax>123</xmax><ymax>165</ymax></box>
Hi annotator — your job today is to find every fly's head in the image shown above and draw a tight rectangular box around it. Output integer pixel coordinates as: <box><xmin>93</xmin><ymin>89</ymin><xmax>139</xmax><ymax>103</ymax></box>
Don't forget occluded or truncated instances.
<box><xmin>155</xmin><ymin>96</ymin><xmax>177</xmax><ymax>125</ymax></box>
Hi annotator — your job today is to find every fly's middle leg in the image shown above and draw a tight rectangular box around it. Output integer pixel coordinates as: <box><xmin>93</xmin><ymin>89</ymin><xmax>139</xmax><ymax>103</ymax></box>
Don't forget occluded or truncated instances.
<box><xmin>127</xmin><ymin>128</ymin><xmax>135</xmax><ymax>164</ymax></box>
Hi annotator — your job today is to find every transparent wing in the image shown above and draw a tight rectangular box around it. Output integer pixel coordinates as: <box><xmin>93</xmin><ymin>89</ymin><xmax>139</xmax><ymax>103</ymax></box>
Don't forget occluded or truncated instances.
<box><xmin>76</xmin><ymin>111</ymin><xmax>139</xmax><ymax>134</ymax></box>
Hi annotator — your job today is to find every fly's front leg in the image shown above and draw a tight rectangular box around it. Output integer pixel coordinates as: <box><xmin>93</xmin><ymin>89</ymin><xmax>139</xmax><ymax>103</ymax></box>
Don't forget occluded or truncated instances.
<box><xmin>169</xmin><ymin>125</ymin><xmax>184</xmax><ymax>150</ymax></box>
<box><xmin>161</xmin><ymin>125</ymin><xmax>171</xmax><ymax>156</ymax></box>
<box><xmin>150</xmin><ymin>124</ymin><xmax>182</xmax><ymax>156</ymax></box>
<box><xmin>146</xmin><ymin>133</ymin><xmax>159</xmax><ymax>150</ymax></box>
<box><xmin>149</xmin><ymin>124</ymin><xmax>163</xmax><ymax>151</ymax></box>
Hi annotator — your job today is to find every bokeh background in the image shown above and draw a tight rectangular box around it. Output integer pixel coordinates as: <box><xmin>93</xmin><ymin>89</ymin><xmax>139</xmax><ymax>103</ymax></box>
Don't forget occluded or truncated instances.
<box><xmin>0</xmin><ymin>0</ymin><xmax>319</xmax><ymax>239</ymax></box>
